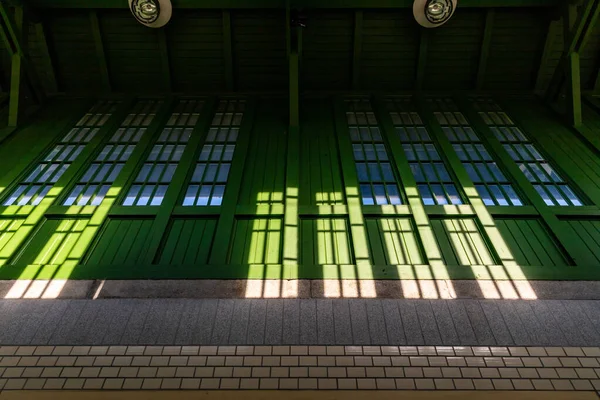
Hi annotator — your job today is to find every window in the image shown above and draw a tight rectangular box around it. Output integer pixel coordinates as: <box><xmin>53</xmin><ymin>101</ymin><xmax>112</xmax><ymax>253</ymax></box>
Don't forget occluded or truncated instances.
<box><xmin>182</xmin><ymin>99</ymin><xmax>245</xmax><ymax>207</ymax></box>
<box><xmin>346</xmin><ymin>99</ymin><xmax>402</xmax><ymax>206</ymax></box>
<box><xmin>387</xmin><ymin>98</ymin><xmax>463</xmax><ymax>206</ymax></box>
<box><xmin>3</xmin><ymin>100</ymin><xmax>119</xmax><ymax>206</ymax></box>
<box><xmin>429</xmin><ymin>98</ymin><xmax>523</xmax><ymax>207</ymax></box>
<box><xmin>123</xmin><ymin>99</ymin><xmax>204</xmax><ymax>206</ymax></box>
<box><xmin>63</xmin><ymin>100</ymin><xmax>163</xmax><ymax>207</ymax></box>
<box><xmin>472</xmin><ymin>97</ymin><xmax>583</xmax><ymax>207</ymax></box>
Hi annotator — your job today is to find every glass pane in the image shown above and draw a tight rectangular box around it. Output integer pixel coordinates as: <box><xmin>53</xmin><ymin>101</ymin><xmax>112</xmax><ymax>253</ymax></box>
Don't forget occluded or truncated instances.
<box><xmin>476</xmin><ymin>185</ymin><xmax>495</xmax><ymax>206</ymax></box>
<box><xmin>489</xmin><ymin>185</ymin><xmax>509</xmax><ymax>206</ymax></box>
<box><xmin>203</xmin><ymin>164</ymin><xmax>218</xmax><ymax>182</ymax></box>
<box><xmin>387</xmin><ymin>184</ymin><xmax>402</xmax><ymax>205</ymax></box>
<box><xmin>148</xmin><ymin>164</ymin><xmax>165</xmax><ymax>183</ymax></box>
<box><xmin>210</xmin><ymin>185</ymin><xmax>225</xmax><ymax>206</ymax></box>
<box><xmin>431</xmin><ymin>185</ymin><xmax>448</xmax><ymax>205</ymax></box>
<box><xmin>123</xmin><ymin>185</ymin><xmax>142</xmax><ymax>206</ymax></box>
<box><xmin>375</xmin><ymin>144</ymin><xmax>388</xmax><ymax>161</ymax></box>
<box><xmin>360</xmin><ymin>185</ymin><xmax>374</xmax><ymax>205</ymax></box>
<box><xmin>434</xmin><ymin>163</ymin><xmax>450</xmax><ymax>181</ymax></box>
<box><xmin>91</xmin><ymin>185</ymin><xmax>110</xmax><ymax>206</ymax></box>
<box><xmin>368</xmin><ymin>163</ymin><xmax>381</xmax><ymax>181</ymax></box>
<box><xmin>136</xmin><ymin>185</ymin><xmax>154</xmax><ymax>206</ymax></box>
<box><xmin>534</xmin><ymin>185</ymin><xmax>554</xmax><ymax>206</ymax></box>
<box><xmin>475</xmin><ymin>163</ymin><xmax>493</xmax><ymax>182</ymax></box>
<box><xmin>410</xmin><ymin>163</ymin><xmax>425</xmax><ymax>182</ymax></box>
<box><xmin>445</xmin><ymin>184</ymin><xmax>462</xmax><ymax>205</ymax></box>
<box><xmin>356</xmin><ymin>163</ymin><xmax>369</xmax><ymax>182</ymax></box>
<box><xmin>353</xmin><ymin>144</ymin><xmax>364</xmax><ymax>161</ymax></box>
<box><xmin>192</xmin><ymin>164</ymin><xmax>205</xmax><ymax>182</ymax></box>
<box><xmin>364</xmin><ymin>144</ymin><xmax>376</xmax><ymax>161</ymax></box>
<box><xmin>381</xmin><ymin>163</ymin><xmax>395</xmax><ymax>182</ymax></box>
<box><xmin>161</xmin><ymin>164</ymin><xmax>177</xmax><ymax>183</ymax></box>
<box><xmin>503</xmin><ymin>185</ymin><xmax>523</xmax><ymax>206</ymax></box>
<box><xmin>373</xmin><ymin>184</ymin><xmax>387</xmax><ymax>205</ymax></box>
<box><xmin>217</xmin><ymin>164</ymin><xmax>231</xmax><ymax>183</ymax></box>
<box><xmin>488</xmin><ymin>163</ymin><xmax>506</xmax><ymax>181</ymax></box>
<box><xmin>422</xmin><ymin>163</ymin><xmax>438</xmax><ymax>182</ymax></box>
<box><xmin>418</xmin><ymin>184</ymin><xmax>435</xmax><ymax>205</ymax></box>
<box><xmin>559</xmin><ymin>185</ymin><xmax>582</xmax><ymax>206</ymax></box>
<box><xmin>183</xmin><ymin>185</ymin><xmax>198</xmax><ymax>206</ymax></box>
<box><xmin>197</xmin><ymin>185</ymin><xmax>212</xmax><ymax>206</ymax></box>
<box><xmin>547</xmin><ymin>185</ymin><xmax>568</xmax><ymax>206</ymax></box>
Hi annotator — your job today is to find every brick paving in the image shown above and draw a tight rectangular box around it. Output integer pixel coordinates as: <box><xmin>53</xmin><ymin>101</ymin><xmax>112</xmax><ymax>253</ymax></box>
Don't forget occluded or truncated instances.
<box><xmin>0</xmin><ymin>346</ymin><xmax>597</xmax><ymax>391</ymax></box>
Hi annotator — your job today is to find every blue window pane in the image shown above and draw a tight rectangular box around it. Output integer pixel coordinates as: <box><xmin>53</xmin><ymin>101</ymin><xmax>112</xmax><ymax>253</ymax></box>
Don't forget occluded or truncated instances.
<box><xmin>199</xmin><ymin>145</ymin><xmax>212</xmax><ymax>161</ymax></box>
<box><xmin>559</xmin><ymin>185</ymin><xmax>582</xmax><ymax>206</ymax></box>
<box><xmin>442</xmin><ymin>127</ymin><xmax>456</xmax><ymax>141</ymax></box>
<box><xmin>417</xmin><ymin>127</ymin><xmax>430</xmax><ymax>140</ymax></box>
<box><xmin>375</xmin><ymin>144</ymin><xmax>388</xmax><ymax>161</ymax></box>
<box><xmin>107</xmin><ymin>164</ymin><xmax>124</xmax><ymax>182</ymax></box>
<box><xmin>476</xmin><ymin>185</ymin><xmax>495</xmax><ymax>206</ymax></box>
<box><xmin>534</xmin><ymin>185</ymin><xmax>554</xmax><ymax>206</ymax></box>
<box><xmin>192</xmin><ymin>164</ymin><xmax>206</xmax><ymax>182</ymax></box>
<box><xmin>434</xmin><ymin>163</ymin><xmax>450</xmax><ymax>181</ymax></box>
<box><xmin>541</xmin><ymin>164</ymin><xmax>562</xmax><ymax>182</ymax></box>
<box><xmin>431</xmin><ymin>185</ymin><xmax>448</xmax><ymax>205</ymax></box>
<box><xmin>353</xmin><ymin>144</ymin><xmax>364</xmax><ymax>161</ymax></box>
<box><xmin>136</xmin><ymin>185</ymin><xmax>154</xmax><ymax>206</ymax></box>
<box><xmin>529</xmin><ymin>164</ymin><xmax>550</xmax><ymax>183</ymax></box>
<box><xmin>526</xmin><ymin>144</ymin><xmax>543</xmax><ymax>160</ymax></box>
<box><xmin>426</xmin><ymin>144</ymin><xmax>440</xmax><ymax>160</ymax></box>
<box><xmin>217</xmin><ymin>164</ymin><xmax>231</xmax><ymax>183</ymax></box>
<box><xmin>373</xmin><ymin>185</ymin><xmax>387</xmax><ymax>205</ymax></box>
<box><xmin>210</xmin><ymin>185</ymin><xmax>225</xmax><ymax>206</ymax></box>
<box><xmin>547</xmin><ymin>185</ymin><xmax>568</xmax><ymax>206</ymax></box>
<box><xmin>501</xmin><ymin>127</ymin><xmax>516</xmax><ymax>141</ymax></box>
<box><xmin>360</xmin><ymin>185</ymin><xmax>374</xmax><ymax>205</ymax></box>
<box><xmin>183</xmin><ymin>185</ymin><xmax>199</xmax><ymax>206</ymax></box>
<box><xmin>489</xmin><ymin>185</ymin><xmax>508</xmax><ymax>206</ymax></box>
<box><xmin>502</xmin><ymin>185</ymin><xmax>523</xmax><ymax>206</ymax></box>
<box><xmin>465</xmin><ymin>127</ymin><xmax>479</xmax><ymax>141</ymax></box>
<box><xmin>475</xmin><ymin>163</ymin><xmax>493</xmax><ymax>182</ymax></box>
<box><xmin>475</xmin><ymin>145</ymin><xmax>491</xmax><ymax>161</ymax></box>
<box><xmin>349</xmin><ymin>127</ymin><xmax>360</xmax><ymax>141</ymax></box>
<box><xmin>490</xmin><ymin>127</ymin><xmax>504</xmax><ymax>141</ymax></box>
<box><xmin>396</xmin><ymin>127</ymin><xmax>408</xmax><ymax>141</ymax></box>
<box><xmin>203</xmin><ymin>164</ymin><xmax>218</xmax><ymax>182</ymax></box>
<box><xmin>387</xmin><ymin>185</ymin><xmax>402</xmax><ymax>205</ymax></box>
<box><xmin>503</xmin><ymin>145</ymin><xmax>519</xmax><ymax>161</ymax></box>
<box><xmin>488</xmin><ymin>163</ymin><xmax>506</xmax><ymax>181</ymax></box>
<box><xmin>78</xmin><ymin>185</ymin><xmax>97</xmax><ymax>206</ymax></box>
<box><xmin>453</xmin><ymin>144</ymin><xmax>467</xmax><ymax>161</ymax></box>
<box><xmin>465</xmin><ymin>145</ymin><xmax>480</xmax><ymax>161</ymax></box>
<box><xmin>31</xmin><ymin>185</ymin><xmax>52</xmax><ymax>206</ymax></box>
<box><xmin>151</xmin><ymin>185</ymin><xmax>168</xmax><ymax>206</ymax></box>
<box><xmin>64</xmin><ymin>185</ymin><xmax>84</xmax><ymax>206</ymax></box>
<box><xmin>511</xmin><ymin>127</ymin><xmax>527</xmax><ymax>141</ymax></box>
<box><xmin>91</xmin><ymin>185</ymin><xmax>111</xmax><ymax>206</ymax></box>
<box><xmin>356</xmin><ymin>163</ymin><xmax>369</xmax><ymax>182</ymax></box>
<box><xmin>223</xmin><ymin>145</ymin><xmax>235</xmax><ymax>161</ymax></box>
<box><xmin>360</xmin><ymin>127</ymin><xmax>371</xmax><ymax>141</ymax></box>
<box><xmin>364</xmin><ymin>144</ymin><xmax>376</xmax><ymax>161</ymax></box>
<box><xmin>123</xmin><ymin>185</ymin><xmax>142</xmax><ymax>206</ymax></box>
<box><xmin>415</xmin><ymin>144</ymin><xmax>428</xmax><ymax>161</ymax></box>
<box><xmin>197</xmin><ymin>185</ymin><xmax>212</xmax><ymax>206</ymax></box>
<box><xmin>422</xmin><ymin>163</ymin><xmax>438</xmax><ymax>182</ymax></box>
<box><xmin>515</xmin><ymin>144</ymin><xmax>532</xmax><ymax>161</ymax></box>
<box><xmin>136</xmin><ymin>164</ymin><xmax>152</xmax><ymax>181</ymax></box>
<box><xmin>403</xmin><ymin>144</ymin><xmax>416</xmax><ymax>161</ymax></box>
<box><xmin>410</xmin><ymin>163</ymin><xmax>425</xmax><ymax>182</ymax></box>
<box><xmin>519</xmin><ymin>164</ymin><xmax>536</xmax><ymax>182</ymax></box>
<box><xmin>464</xmin><ymin>164</ymin><xmax>480</xmax><ymax>183</ymax></box>
<box><xmin>148</xmin><ymin>164</ymin><xmax>165</xmax><ymax>183</ymax></box>
<box><xmin>418</xmin><ymin>185</ymin><xmax>435</xmax><ymax>205</ymax></box>
<box><xmin>370</xmin><ymin>127</ymin><xmax>382</xmax><ymax>141</ymax></box>
<box><xmin>407</xmin><ymin>127</ymin><xmax>419</xmax><ymax>141</ymax></box>
<box><xmin>445</xmin><ymin>184</ymin><xmax>462</xmax><ymax>205</ymax></box>
<box><xmin>3</xmin><ymin>185</ymin><xmax>27</xmax><ymax>206</ymax></box>
<box><xmin>381</xmin><ymin>163</ymin><xmax>395</xmax><ymax>182</ymax></box>
<box><xmin>161</xmin><ymin>164</ymin><xmax>177</xmax><ymax>183</ymax></box>
<box><xmin>454</xmin><ymin>127</ymin><xmax>468</xmax><ymax>141</ymax></box>
<box><xmin>368</xmin><ymin>163</ymin><xmax>382</xmax><ymax>181</ymax></box>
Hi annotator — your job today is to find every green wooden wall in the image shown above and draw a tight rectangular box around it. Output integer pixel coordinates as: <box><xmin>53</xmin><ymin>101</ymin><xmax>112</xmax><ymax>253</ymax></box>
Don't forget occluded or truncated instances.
<box><xmin>1</xmin><ymin>93</ymin><xmax>600</xmax><ymax>281</ymax></box>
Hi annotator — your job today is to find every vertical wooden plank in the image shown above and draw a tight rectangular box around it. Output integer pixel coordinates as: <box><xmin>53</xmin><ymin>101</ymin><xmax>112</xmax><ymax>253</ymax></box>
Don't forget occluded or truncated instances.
<box><xmin>283</xmin><ymin>120</ymin><xmax>299</xmax><ymax>266</ymax></box>
<box><xmin>332</xmin><ymin>97</ymin><xmax>371</xmax><ymax>268</ymax></box>
<box><xmin>209</xmin><ymin>99</ymin><xmax>257</xmax><ymax>265</ymax></box>
<box><xmin>372</xmin><ymin>96</ymin><xmax>445</xmax><ymax>268</ymax></box>
<box><xmin>535</xmin><ymin>20</ymin><xmax>560</xmax><ymax>93</ymax></box>
<box><xmin>34</xmin><ymin>22</ymin><xmax>58</xmax><ymax>94</ymax></box>
<box><xmin>289</xmin><ymin>51</ymin><xmax>299</xmax><ymax>127</ymax></box>
<box><xmin>352</xmin><ymin>11</ymin><xmax>363</xmax><ymax>90</ymax></box>
<box><xmin>566</xmin><ymin>51</ymin><xmax>582</xmax><ymax>126</ymax></box>
<box><xmin>89</xmin><ymin>11</ymin><xmax>110</xmax><ymax>92</ymax></box>
<box><xmin>7</xmin><ymin>6</ymin><xmax>23</xmax><ymax>127</ymax></box>
<box><xmin>223</xmin><ymin>10</ymin><xmax>234</xmax><ymax>91</ymax></box>
<box><xmin>476</xmin><ymin>9</ymin><xmax>495</xmax><ymax>90</ymax></box>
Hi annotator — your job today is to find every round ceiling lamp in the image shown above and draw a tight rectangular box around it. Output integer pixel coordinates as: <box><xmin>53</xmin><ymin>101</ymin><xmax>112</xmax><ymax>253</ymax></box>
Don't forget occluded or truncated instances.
<box><xmin>413</xmin><ymin>0</ymin><xmax>457</xmax><ymax>28</ymax></box>
<box><xmin>129</xmin><ymin>0</ymin><xmax>172</xmax><ymax>28</ymax></box>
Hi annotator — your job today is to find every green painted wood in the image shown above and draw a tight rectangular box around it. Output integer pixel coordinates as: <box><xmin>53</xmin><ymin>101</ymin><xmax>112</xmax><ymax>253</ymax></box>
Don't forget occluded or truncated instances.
<box><xmin>158</xmin><ymin>218</ymin><xmax>217</xmax><ymax>264</ymax></box>
<box><xmin>7</xmin><ymin>6</ymin><xmax>23</xmax><ymax>127</ymax></box>
<box><xmin>89</xmin><ymin>11</ymin><xmax>110</xmax><ymax>92</ymax></box>
<box><xmin>0</xmin><ymin>218</ymin><xmax>24</xmax><ymax>255</ymax></box>
<box><xmin>301</xmin><ymin>218</ymin><xmax>353</xmax><ymax>265</ymax></box>
<box><xmin>135</xmin><ymin>97</ymin><xmax>217</xmax><ymax>264</ymax></box>
<box><xmin>495</xmin><ymin>218</ymin><xmax>567</xmax><ymax>267</ymax></box>
<box><xmin>565</xmin><ymin>219</ymin><xmax>600</xmax><ymax>264</ymax></box>
<box><xmin>351</xmin><ymin>10</ymin><xmax>362</xmax><ymax>90</ymax></box>
<box><xmin>431</xmin><ymin>218</ymin><xmax>495</xmax><ymax>266</ymax></box>
<box><xmin>157</xmin><ymin>28</ymin><xmax>171</xmax><ymax>92</ymax></box>
<box><xmin>85</xmin><ymin>218</ymin><xmax>153</xmax><ymax>264</ymax></box>
<box><xmin>566</xmin><ymin>50</ymin><xmax>582</xmax><ymax>126</ymax></box>
<box><xmin>223</xmin><ymin>10</ymin><xmax>234</xmax><ymax>91</ymax></box>
<box><xmin>299</xmin><ymin>99</ymin><xmax>344</xmax><ymax>207</ymax></box>
<box><xmin>237</xmin><ymin>99</ymin><xmax>285</xmax><ymax>206</ymax></box>
<box><xmin>365</xmin><ymin>217</ymin><xmax>424</xmax><ymax>265</ymax></box>
<box><xmin>416</xmin><ymin>96</ymin><xmax>515</xmax><ymax>267</ymax></box>
<box><xmin>33</xmin><ymin>22</ymin><xmax>58</xmax><ymax>93</ymax></box>
<box><xmin>50</xmin><ymin>98</ymin><xmax>174</xmax><ymax>272</ymax></box>
<box><xmin>332</xmin><ymin>97</ymin><xmax>371</xmax><ymax>266</ymax></box>
<box><xmin>208</xmin><ymin>98</ymin><xmax>256</xmax><ymax>264</ymax></box>
<box><xmin>535</xmin><ymin>19</ymin><xmax>560</xmax><ymax>93</ymax></box>
<box><xmin>372</xmin><ymin>95</ymin><xmax>446</xmax><ymax>268</ymax></box>
<box><xmin>282</xmin><ymin>120</ymin><xmax>299</xmax><ymax>266</ymax></box>
<box><xmin>289</xmin><ymin>50</ymin><xmax>299</xmax><ymax>127</ymax></box>
<box><xmin>460</xmin><ymin>96</ymin><xmax>596</xmax><ymax>266</ymax></box>
<box><xmin>229</xmin><ymin>218</ymin><xmax>282</xmax><ymax>264</ymax></box>
<box><xmin>416</xmin><ymin>28</ymin><xmax>428</xmax><ymax>91</ymax></box>
<box><xmin>476</xmin><ymin>9</ymin><xmax>494</xmax><ymax>90</ymax></box>
<box><xmin>12</xmin><ymin>218</ymin><xmax>89</xmax><ymax>265</ymax></box>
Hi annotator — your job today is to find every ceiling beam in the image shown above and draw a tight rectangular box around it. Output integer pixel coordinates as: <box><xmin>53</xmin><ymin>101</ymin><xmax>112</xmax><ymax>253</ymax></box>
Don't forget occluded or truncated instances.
<box><xmin>34</xmin><ymin>21</ymin><xmax>58</xmax><ymax>93</ymax></box>
<box><xmin>476</xmin><ymin>9</ymin><xmax>495</xmax><ymax>90</ymax></box>
<box><xmin>534</xmin><ymin>19</ymin><xmax>560</xmax><ymax>93</ymax></box>
<box><xmin>24</xmin><ymin>0</ymin><xmax>561</xmax><ymax>8</ymax></box>
<box><xmin>351</xmin><ymin>10</ymin><xmax>363</xmax><ymax>90</ymax></box>
<box><xmin>89</xmin><ymin>10</ymin><xmax>111</xmax><ymax>92</ymax></box>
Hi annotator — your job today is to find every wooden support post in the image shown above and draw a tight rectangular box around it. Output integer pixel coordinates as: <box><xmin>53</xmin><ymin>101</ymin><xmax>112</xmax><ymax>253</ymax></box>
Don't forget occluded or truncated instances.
<box><xmin>223</xmin><ymin>10</ymin><xmax>234</xmax><ymax>91</ymax></box>
<box><xmin>476</xmin><ymin>9</ymin><xmax>495</xmax><ymax>90</ymax></box>
<box><xmin>352</xmin><ymin>11</ymin><xmax>363</xmax><ymax>90</ymax></box>
<box><xmin>89</xmin><ymin>10</ymin><xmax>111</xmax><ymax>92</ymax></box>
<box><xmin>34</xmin><ymin>21</ymin><xmax>58</xmax><ymax>93</ymax></box>
<box><xmin>7</xmin><ymin>6</ymin><xmax>23</xmax><ymax>127</ymax></box>
<box><xmin>535</xmin><ymin>19</ymin><xmax>560</xmax><ymax>93</ymax></box>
